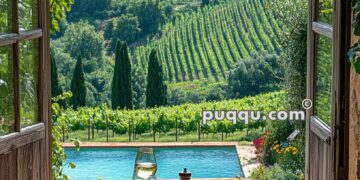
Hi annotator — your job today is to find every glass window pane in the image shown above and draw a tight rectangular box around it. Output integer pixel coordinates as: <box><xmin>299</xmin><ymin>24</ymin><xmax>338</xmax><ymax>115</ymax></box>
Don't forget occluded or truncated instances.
<box><xmin>315</xmin><ymin>35</ymin><xmax>332</xmax><ymax>126</ymax></box>
<box><xmin>317</xmin><ymin>0</ymin><xmax>333</xmax><ymax>24</ymax></box>
<box><xmin>20</xmin><ymin>40</ymin><xmax>39</xmax><ymax>128</ymax></box>
<box><xmin>18</xmin><ymin>0</ymin><xmax>39</xmax><ymax>30</ymax></box>
<box><xmin>0</xmin><ymin>45</ymin><xmax>14</xmax><ymax>135</ymax></box>
<box><xmin>0</xmin><ymin>0</ymin><xmax>12</xmax><ymax>34</ymax></box>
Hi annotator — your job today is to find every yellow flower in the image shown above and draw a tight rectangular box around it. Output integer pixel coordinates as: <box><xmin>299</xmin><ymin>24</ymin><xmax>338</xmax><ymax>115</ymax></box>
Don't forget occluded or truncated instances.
<box><xmin>273</xmin><ymin>144</ymin><xmax>280</xmax><ymax>150</ymax></box>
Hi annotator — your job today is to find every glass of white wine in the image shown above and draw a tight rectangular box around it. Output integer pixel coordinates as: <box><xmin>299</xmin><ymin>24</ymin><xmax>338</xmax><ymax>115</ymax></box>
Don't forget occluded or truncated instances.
<box><xmin>133</xmin><ymin>148</ymin><xmax>157</xmax><ymax>180</ymax></box>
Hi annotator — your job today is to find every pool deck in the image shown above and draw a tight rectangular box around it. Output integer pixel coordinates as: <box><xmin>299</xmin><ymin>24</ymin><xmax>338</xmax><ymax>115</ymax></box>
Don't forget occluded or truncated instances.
<box><xmin>62</xmin><ymin>142</ymin><xmax>260</xmax><ymax>179</ymax></box>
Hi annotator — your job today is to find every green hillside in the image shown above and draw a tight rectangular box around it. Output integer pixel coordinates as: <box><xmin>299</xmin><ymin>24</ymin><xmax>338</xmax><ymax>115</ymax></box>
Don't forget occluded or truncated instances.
<box><xmin>133</xmin><ymin>0</ymin><xmax>282</xmax><ymax>82</ymax></box>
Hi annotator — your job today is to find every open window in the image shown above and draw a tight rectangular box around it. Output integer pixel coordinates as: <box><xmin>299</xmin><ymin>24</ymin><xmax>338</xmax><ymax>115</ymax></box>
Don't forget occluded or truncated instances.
<box><xmin>306</xmin><ymin>0</ymin><xmax>350</xmax><ymax>179</ymax></box>
<box><xmin>0</xmin><ymin>0</ymin><xmax>51</xmax><ymax>179</ymax></box>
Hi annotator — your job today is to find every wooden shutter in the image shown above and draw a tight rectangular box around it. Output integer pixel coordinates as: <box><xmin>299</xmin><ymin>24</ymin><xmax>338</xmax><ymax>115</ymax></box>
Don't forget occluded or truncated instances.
<box><xmin>306</xmin><ymin>0</ymin><xmax>350</xmax><ymax>179</ymax></box>
<box><xmin>0</xmin><ymin>0</ymin><xmax>51</xmax><ymax>179</ymax></box>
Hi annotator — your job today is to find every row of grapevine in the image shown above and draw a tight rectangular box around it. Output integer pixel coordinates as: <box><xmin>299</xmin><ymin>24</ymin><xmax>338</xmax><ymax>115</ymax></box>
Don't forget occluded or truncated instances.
<box><xmin>132</xmin><ymin>0</ymin><xmax>282</xmax><ymax>82</ymax></box>
<box><xmin>55</xmin><ymin>92</ymin><xmax>287</xmax><ymax>141</ymax></box>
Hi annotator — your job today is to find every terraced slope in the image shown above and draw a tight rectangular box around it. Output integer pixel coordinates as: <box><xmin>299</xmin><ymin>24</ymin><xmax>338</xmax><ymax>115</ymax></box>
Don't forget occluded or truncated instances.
<box><xmin>133</xmin><ymin>0</ymin><xmax>282</xmax><ymax>82</ymax></box>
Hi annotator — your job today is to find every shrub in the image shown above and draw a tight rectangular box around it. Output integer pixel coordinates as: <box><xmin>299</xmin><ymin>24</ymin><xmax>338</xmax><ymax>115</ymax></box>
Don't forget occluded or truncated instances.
<box><xmin>227</xmin><ymin>54</ymin><xmax>282</xmax><ymax>99</ymax></box>
<box><xmin>250</xmin><ymin>164</ymin><xmax>302</xmax><ymax>180</ymax></box>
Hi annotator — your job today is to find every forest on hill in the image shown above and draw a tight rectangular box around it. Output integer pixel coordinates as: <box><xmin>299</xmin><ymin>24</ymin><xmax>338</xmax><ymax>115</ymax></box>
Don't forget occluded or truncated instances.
<box><xmin>51</xmin><ymin>0</ymin><xmax>282</xmax><ymax>107</ymax></box>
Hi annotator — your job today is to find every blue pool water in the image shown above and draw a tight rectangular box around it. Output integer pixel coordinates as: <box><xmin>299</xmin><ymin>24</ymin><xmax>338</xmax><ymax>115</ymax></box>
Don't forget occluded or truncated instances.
<box><xmin>64</xmin><ymin>147</ymin><xmax>243</xmax><ymax>179</ymax></box>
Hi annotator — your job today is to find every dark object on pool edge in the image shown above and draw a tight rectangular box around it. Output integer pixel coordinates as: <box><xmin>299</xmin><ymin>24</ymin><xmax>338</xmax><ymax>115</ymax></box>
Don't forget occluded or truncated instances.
<box><xmin>133</xmin><ymin>147</ymin><xmax>157</xmax><ymax>180</ymax></box>
<box><xmin>179</xmin><ymin>168</ymin><xmax>192</xmax><ymax>180</ymax></box>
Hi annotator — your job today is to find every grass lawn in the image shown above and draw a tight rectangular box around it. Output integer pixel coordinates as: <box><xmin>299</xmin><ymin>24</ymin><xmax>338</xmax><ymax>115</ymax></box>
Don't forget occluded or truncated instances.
<box><xmin>64</xmin><ymin>129</ymin><xmax>262</xmax><ymax>145</ymax></box>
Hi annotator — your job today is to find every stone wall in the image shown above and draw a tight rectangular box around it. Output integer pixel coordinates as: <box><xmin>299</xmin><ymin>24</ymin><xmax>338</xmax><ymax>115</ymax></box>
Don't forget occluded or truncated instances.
<box><xmin>349</xmin><ymin>68</ymin><xmax>360</xmax><ymax>179</ymax></box>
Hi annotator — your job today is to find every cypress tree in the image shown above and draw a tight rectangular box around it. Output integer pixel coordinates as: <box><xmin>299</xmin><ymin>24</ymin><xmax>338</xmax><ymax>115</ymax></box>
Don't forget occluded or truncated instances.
<box><xmin>50</xmin><ymin>50</ymin><xmax>63</xmax><ymax>98</ymax></box>
<box><xmin>111</xmin><ymin>41</ymin><xmax>133</xmax><ymax>109</ymax></box>
<box><xmin>71</xmin><ymin>55</ymin><xmax>86</xmax><ymax>109</ymax></box>
<box><xmin>146</xmin><ymin>49</ymin><xmax>167</xmax><ymax>108</ymax></box>
<box><xmin>202</xmin><ymin>0</ymin><xmax>210</xmax><ymax>6</ymax></box>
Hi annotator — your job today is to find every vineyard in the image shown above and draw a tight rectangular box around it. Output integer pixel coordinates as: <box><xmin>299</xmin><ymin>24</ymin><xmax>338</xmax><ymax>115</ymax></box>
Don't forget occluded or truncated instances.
<box><xmin>54</xmin><ymin>91</ymin><xmax>286</xmax><ymax>142</ymax></box>
<box><xmin>133</xmin><ymin>0</ymin><xmax>282</xmax><ymax>82</ymax></box>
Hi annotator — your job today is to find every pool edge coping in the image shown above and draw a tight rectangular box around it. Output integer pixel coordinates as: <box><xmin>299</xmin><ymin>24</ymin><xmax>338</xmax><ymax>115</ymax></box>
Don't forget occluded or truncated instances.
<box><xmin>62</xmin><ymin>142</ymin><xmax>260</xmax><ymax>178</ymax></box>
<box><xmin>62</xmin><ymin>141</ymin><xmax>239</xmax><ymax>148</ymax></box>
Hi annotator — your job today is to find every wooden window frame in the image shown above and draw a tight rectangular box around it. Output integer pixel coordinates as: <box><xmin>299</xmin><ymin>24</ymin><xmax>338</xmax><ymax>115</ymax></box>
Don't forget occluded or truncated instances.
<box><xmin>0</xmin><ymin>0</ymin><xmax>51</xmax><ymax>178</ymax></box>
<box><xmin>306</xmin><ymin>0</ymin><xmax>351</xmax><ymax>179</ymax></box>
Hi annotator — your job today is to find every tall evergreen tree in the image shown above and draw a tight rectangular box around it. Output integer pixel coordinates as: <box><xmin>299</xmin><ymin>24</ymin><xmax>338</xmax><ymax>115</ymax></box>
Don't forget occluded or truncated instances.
<box><xmin>51</xmin><ymin>50</ymin><xmax>63</xmax><ymax>98</ymax></box>
<box><xmin>111</xmin><ymin>41</ymin><xmax>133</xmax><ymax>109</ymax></box>
<box><xmin>146</xmin><ymin>49</ymin><xmax>167</xmax><ymax>107</ymax></box>
<box><xmin>132</xmin><ymin>67</ymin><xmax>146</xmax><ymax>109</ymax></box>
<box><xmin>71</xmin><ymin>55</ymin><xmax>86</xmax><ymax>109</ymax></box>
<box><xmin>202</xmin><ymin>0</ymin><xmax>210</xmax><ymax>6</ymax></box>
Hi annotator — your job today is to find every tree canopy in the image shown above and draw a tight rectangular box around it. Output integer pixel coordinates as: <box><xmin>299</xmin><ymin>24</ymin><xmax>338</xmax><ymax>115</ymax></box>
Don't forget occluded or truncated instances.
<box><xmin>50</xmin><ymin>0</ymin><xmax>74</xmax><ymax>33</ymax></box>
<box><xmin>111</xmin><ymin>42</ymin><xmax>133</xmax><ymax>109</ymax></box>
<box><xmin>146</xmin><ymin>49</ymin><xmax>167</xmax><ymax>107</ymax></box>
<box><xmin>61</xmin><ymin>21</ymin><xmax>104</xmax><ymax>62</ymax></box>
<box><xmin>51</xmin><ymin>50</ymin><xmax>63</xmax><ymax>98</ymax></box>
<box><xmin>71</xmin><ymin>55</ymin><xmax>87</xmax><ymax>109</ymax></box>
<box><xmin>227</xmin><ymin>54</ymin><xmax>282</xmax><ymax>98</ymax></box>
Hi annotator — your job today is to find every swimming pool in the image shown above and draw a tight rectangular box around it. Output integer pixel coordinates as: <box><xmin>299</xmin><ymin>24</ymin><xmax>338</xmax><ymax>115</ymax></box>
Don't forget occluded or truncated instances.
<box><xmin>63</xmin><ymin>147</ymin><xmax>244</xmax><ymax>179</ymax></box>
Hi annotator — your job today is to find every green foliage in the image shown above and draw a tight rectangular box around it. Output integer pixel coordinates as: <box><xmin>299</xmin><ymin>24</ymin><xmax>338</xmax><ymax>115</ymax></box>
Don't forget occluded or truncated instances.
<box><xmin>314</xmin><ymin>36</ymin><xmax>332</xmax><ymax>125</ymax></box>
<box><xmin>261</xmin><ymin>0</ymin><xmax>307</xmax><ymax>175</ymax></box>
<box><xmin>0</xmin><ymin>0</ymin><xmax>11</xmax><ymax>33</ymax></box>
<box><xmin>202</xmin><ymin>0</ymin><xmax>210</xmax><ymax>6</ymax></box>
<box><xmin>348</xmin><ymin>42</ymin><xmax>360</xmax><ymax>74</ymax></box>
<box><xmin>250</xmin><ymin>164</ymin><xmax>302</xmax><ymax>180</ymax></box>
<box><xmin>65</xmin><ymin>0</ymin><xmax>174</xmax><ymax>42</ymax></box>
<box><xmin>127</xmin><ymin>0</ymin><xmax>169</xmax><ymax>36</ymax></box>
<box><xmin>262</xmin><ymin>120</ymin><xmax>305</xmax><ymax>172</ymax></box>
<box><xmin>0</xmin><ymin>46</ymin><xmax>14</xmax><ymax>135</ymax></box>
<box><xmin>227</xmin><ymin>54</ymin><xmax>282</xmax><ymax>98</ymax></box>
<box><xmin>51</xmin><ymin>40</ymin><xmax>112</xmax><ymax>107</ymax></box>
<box><xmin>51</xmin><ymin>50</ymin><xmax>63</xmax><ymax>98</ymax></box>
<box><xmin>55</xmin><ymin>91</ymin><xmax>287</xmax><ymax>139</ymax></box>
<box><xmin>50</xmin><ymin>0</ymin><xmax>74</xmax><ymax>33</ymax></box>
<box><xmin>70</xmin><ymin>0</ymin><xmax>111</xmax><ymax>14</ymax></box>
<box><xmin>71</xmin><ymin>56</ymin><xmax>87</xmax><ymax>109</ymax></box>
<box><xmin>50</xmin><ymin>41</ymin><xmax>75</xmax><ymax>88</ymax></box>
<box><xmin>111</xmin><ymin>42</ymin><xmax>133</xmax><ymax>109</ymax></box>
<box><xmin>168</xmin><ymin>81</ymin><xmax>227</xmax><ymax>105</ymax></box>
<box><xmin>134</xmin><ymin>0</ymin><xmax>281</xmax><ymax>82</ymax></box>
<box><xmin>104</xmin><ymin>21</ymin><xmax>114</xmax><ymax>40</ymax></box>
<box><xmin>50</xmin><ymin>0</ymin><xmax>285</xmax><ymax>107</ymax></box>
<box><xmin>51</xmin><ymin>50</ymin><xmax>67</xmax><ymax>108</ymax></box>
<box><xmin>53</xmin><ymin>21</ymin><xmax>111</xmax><ymax>106</ymax></box>
<box><xmin>111</xmin><ymin>14</ymin><xmax>141</xmax><ymax>44</ymax></box>
<box><xmin>352</xmin><ymin>0</ymin><xmax>360</xmax><ymax>36</ymax></box>
<box><xmin>52</xmin><ymin>92</ymin><xmax>79</xmax><ymax>180</ymax></box>
<box><xmin>146</xmin><ymin>49</ymin><xmax>167</xmax><ymax>107</ymax></box>
<box><xmin>61</xmin><ymin>20</ymin><xmax>104</xmax><ymax>65</ymax></box>
<box><xmin>19</xmin><ymin>40</ymin><xmax>40</xmax><ymax>127</ymax></box>
<box><xmin>132</xmin><ymin>67</ymin><xmax>147</xmax><ymax>109</ymax></box>
<box><xmin>348</xmin><ymin>0</ymin><xmax>360</xmax><ymax>74</ymax></box>
<box><xmin>268</xmin><ymin>0</ymin><xmax>307</xmax><ymax>110</ymax></box>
